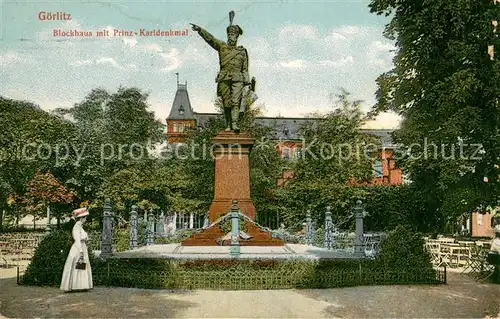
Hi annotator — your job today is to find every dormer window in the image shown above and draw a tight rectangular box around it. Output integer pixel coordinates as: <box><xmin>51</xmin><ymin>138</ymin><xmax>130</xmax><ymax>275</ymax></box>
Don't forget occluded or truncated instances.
<box><xmin>178</xmin><ymin>104</ymin><xmax>185</xmax><ymax>115</ymax></box>
<box><xmin>283</xmin><ymin>126</ymin><xmax>289</xmax><ymax>136</ymax></box>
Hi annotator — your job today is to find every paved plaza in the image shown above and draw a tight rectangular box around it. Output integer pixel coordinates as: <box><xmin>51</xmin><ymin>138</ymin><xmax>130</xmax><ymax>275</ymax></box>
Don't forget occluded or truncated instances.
<box><xmin>0</xmin><ymin>263</ymin><xmax>498</xmax><ymax>318</ymax></box>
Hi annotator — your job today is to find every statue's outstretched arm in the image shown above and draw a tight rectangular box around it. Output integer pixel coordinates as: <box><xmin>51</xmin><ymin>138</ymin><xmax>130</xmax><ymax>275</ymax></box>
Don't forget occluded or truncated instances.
<box><xmin>190</xmin><ymin>23</ymin><xmax>223</xmax><ymax>50</ymax></box>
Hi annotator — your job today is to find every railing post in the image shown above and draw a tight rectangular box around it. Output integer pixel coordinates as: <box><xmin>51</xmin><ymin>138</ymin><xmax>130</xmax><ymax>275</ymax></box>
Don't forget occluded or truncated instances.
<box><xmin>324</xmin><ymin>206</ymin><xmax>334</xmax><ymax>250</ymax></box>
<box><xmin>173</xmin><ymin>211</ymin><xmax>177</xmax><ymax>232</ymax></box>
<box><xmin>354</xmin><ymin>200</ymin><xmax>365</xmax><ymax>258</ymax></box>
<box><xmin>306</xmin><ymin>210</ymin><xmax>313</xmax><ymax>246</ymax></box>
<box><xmin>130</xmin><ymin>205</ymin><xmax>138</xmax><ymax>250</ymax></box>
<box><xmin>146</xmin><ymin>209</ymin><xmax>154</xmax><ymax>245</ymax></box>
<box><xmin>101</xmin><ymin>198</ymin><xmax>114</xmax><ymax>258</ymax></box>
<box><xmin>156</xmin><ymin>211</ymin><xmax>165</xmax><ymax>236</ymax></box>
<box><xmin>230</xmin><ymin>200</ymin><xmax>240</xmax><ymax>257</ymax></box>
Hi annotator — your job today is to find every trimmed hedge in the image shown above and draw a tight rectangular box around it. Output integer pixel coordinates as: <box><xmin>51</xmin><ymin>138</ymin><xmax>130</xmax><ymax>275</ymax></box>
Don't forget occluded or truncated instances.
<box><xmin>87</xmin><ymin>257</ymin><xmax>442</xmax><ymax>290</ymax></box>
<box><xmin>20</xmin><ymin>230</ymin><xmax>96</xmax><ymax>286</ymax></box>
<box><xmin>19</xmin><ymin>226</ymin><xmax>444</xmax><ymax>289</ymax></box>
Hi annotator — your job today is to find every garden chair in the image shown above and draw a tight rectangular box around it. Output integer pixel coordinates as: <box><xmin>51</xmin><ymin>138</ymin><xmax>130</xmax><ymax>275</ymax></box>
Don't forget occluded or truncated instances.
<box><xmin>425</xmin><ymin>241</ymin><xmax>441</xmax><ymax>266</ymax></box>
<box><xmin>466</xmin><ymin>245</ymin><xmax>495</xmax><ymax>281</ymax></box>
<box><xmin>438</xmin><ymin>243</ymin><xmax>452</xmax><ymax>267</ymax></box>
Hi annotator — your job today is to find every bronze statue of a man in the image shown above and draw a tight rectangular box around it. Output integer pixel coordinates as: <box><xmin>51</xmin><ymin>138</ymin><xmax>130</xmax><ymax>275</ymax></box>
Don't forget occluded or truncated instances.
<box><xmin>190</xmin><ymin>11</ymin><xmax>257</xmax><ymax>132</ymax></box>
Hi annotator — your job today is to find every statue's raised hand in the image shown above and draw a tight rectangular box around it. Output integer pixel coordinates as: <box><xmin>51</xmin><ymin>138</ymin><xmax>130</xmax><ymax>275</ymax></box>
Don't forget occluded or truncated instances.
<box><xmin>190</xmin><ymin>23</ymin><xmax>201</xmax><ymax>32</ymax></box>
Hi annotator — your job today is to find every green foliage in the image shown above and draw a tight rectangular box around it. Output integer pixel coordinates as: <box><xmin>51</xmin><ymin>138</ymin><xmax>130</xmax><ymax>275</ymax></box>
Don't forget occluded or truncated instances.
<box><xmin>368</xmin><ymin>0</ymin><xmax>500</xmax><ymax>222</ymax></box>
<box><xmin>0</xmin><ymin>97</ymin><xmax>75</xmax><ymax>222</ymax></box>
<box><xmin>219</xmin><ymin>216</ymin><xmax>248</xmax><ymax>234</ymax></box>
<box><xmin>83</xmin><ymin>257</ymin><xmax>444</xmax><ymax>290</ymax></box>
<box><xmin>377</xmin><ymin>225</ymin><xmax>434</xmax><ymax>273</ymax></box>
<box><xmin>54</xmin><ymin>87</ymin><xmax>166</xmax><ymax>207</ymax></box>
<box><xmin>361</xmin><ymin>185</ymin><xmax>442</xmax><ymax>233</ymax></box>
<box><xmin>276</xmin><ymin>90</ymin><xmax>381</xmax><ymax>227</ymax></box>
<box><xmin>20</xmin><ymin>230</ymin><xmax>96</xmax><ymax>286</ymax></box>
<box><xmin>114</xmin><ymin>228</ymin><xmax>130</xmax><ymax>252</ymax></box>
<box><xmin>154</xmin><ymin>229</ymin><xmax>199</xmax><ymax>244</ymax></box>
<box><xmin>1</xmin><ymin>87</ymin><xmax>167</xmax><ymax>224</ymax></box>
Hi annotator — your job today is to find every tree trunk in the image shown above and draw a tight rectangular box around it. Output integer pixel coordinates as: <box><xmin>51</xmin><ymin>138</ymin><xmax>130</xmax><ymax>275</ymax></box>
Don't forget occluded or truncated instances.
<box><xmin>0</xmin><ymin>209</ymin><xmax>3</xmax><ymax>232</ymax></box>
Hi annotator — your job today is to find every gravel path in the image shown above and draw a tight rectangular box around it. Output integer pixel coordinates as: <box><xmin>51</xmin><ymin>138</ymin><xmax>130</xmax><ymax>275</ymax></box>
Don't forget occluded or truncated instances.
<box><xmin>1</xmin><ymin>266</ymin><xmax>498</xmax><ymax>318</ymax></box>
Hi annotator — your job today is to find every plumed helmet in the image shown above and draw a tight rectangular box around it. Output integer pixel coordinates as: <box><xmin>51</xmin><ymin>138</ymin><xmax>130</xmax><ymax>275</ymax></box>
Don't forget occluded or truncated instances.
<box><xmin>227</xmin><ymin>10</ymin><xmax>242</xmax><ymax>36</ymax></box>
<box><xmin>226</xmin><ymin>25</ymin><xmax>243</xmax><ymax>36</ymax></box>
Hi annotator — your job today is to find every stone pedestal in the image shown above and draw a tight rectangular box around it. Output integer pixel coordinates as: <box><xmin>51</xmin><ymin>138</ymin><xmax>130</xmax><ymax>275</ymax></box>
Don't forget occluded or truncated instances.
<box><xmin>181</xmin><ymin>131</ymin><xmax>283</xmax><ymax>246</ymax></box>
<box><xmin>209</xmin><ymin>131</ymin><xmax>256</xmax><ymax>221</ymax></box>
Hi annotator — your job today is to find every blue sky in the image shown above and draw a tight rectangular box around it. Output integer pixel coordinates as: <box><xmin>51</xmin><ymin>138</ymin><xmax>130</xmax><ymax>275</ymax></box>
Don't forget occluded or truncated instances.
<box><xmin>1</xmin><ymin>0</ymin><xmax>400</xmax><ymax>128</ymax></box>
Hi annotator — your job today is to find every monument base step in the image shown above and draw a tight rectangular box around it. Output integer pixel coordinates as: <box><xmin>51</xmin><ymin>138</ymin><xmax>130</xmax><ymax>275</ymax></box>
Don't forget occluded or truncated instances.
<box><xmin>181</xmin><ymin>238</ymin><xmax>285</xmax><ymax>246</ymax></box>
<box><xmin>181</xmin><ymin>221</ymin><xmax>284</xmax><ymax>246</ymax></box>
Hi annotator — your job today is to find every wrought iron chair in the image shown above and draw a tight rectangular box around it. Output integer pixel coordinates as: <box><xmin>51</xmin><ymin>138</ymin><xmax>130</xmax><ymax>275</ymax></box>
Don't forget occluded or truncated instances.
<box><xmin>464</xmin><ymin>244</ymin><xmax>495</xmax><ymax>281</ymax></box>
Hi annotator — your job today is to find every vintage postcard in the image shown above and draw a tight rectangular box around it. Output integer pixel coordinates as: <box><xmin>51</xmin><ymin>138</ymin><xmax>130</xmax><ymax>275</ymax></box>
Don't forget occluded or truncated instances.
<box><xmin>1</xmin><ymin>0</ymin><xmax>499</xmax><ymax>318</ymax></box>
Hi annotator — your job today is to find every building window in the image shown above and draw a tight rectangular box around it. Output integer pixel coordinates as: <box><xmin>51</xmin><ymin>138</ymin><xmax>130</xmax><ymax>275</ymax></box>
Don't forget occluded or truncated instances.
<box><xmin>173</xmin><ymin>122</ymin><xmax>178</xmax><ymax>132</ymax></box>
<box><xmin>283</xmin><ymin>126</ymin><xmax>289</xmax><ymax>137</ymax></box>
<box><xmin>374</xmin><ymin>160</ymin><xmax>383</xmax><ymax>177</ymax></box>
<box><xmin>283</xmin><ymin>147</ymin><xmax>291</xmax><ymax>160</ymax></box>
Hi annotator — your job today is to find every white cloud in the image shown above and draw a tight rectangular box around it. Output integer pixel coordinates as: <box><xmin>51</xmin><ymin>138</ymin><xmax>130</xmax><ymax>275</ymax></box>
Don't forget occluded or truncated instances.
<box><xmin>142</xmin><ymin>43</ymin><xmax>163</xmax><ymax>53</ymax></box>
<box><xmin>279</xmin><ymin>59</ymin><xmax>307</xmax><ymax>69</ymax></box>
<box><xmin>159</xmin><ymin>48</ymin><xmax>182</xmax><ymax>72</ymax></box>
<box><xmin>71</xmin><ymin>59</ymin><xmax>93</xmax><ymax>66</ymax></box>
<box><xmin>123</xmin><ymin>37</ymin><xmax>138</xmax><ymax>48</ymax></box>
<box><xmin>337</xmin><ymin>25</ymin><xmax>361</xmax><ymax>35</ymax></box>
<box><xmin>0</xmin><ymin>51</ymin><xmax>35</xmax><ymax>67</ymax></box>
<box><xmin>96</xmin><ymin>57</ymin><xmax>122</xmax><ymax>69</ymax></box>
<box><xmin>363</xmin><ymin>112</ymin><xmax>402</xmax><ymax>129</ymax></box>
<box><xmin>279</xmin><ymin>24</ymin><xmax>320</xmax><ymax>41</ymax></box>
<box><xmin>126</xmin><ymin>63</ymin><xmax>138</xmax><ymax>71</ymax></box>
<box><xmin>319</xmin><ymin>56</ymin><xmax>354</xmax><ymax>68</ymax></box>
<box><xmin>0</xmin><ymin>52</ymin><xmax>21</xmax><ymax>65</ymax></box>
<box><xmin>367</xmin><ymin>41</ymin><xmax>396</xmax><ymax>69</ymax></box>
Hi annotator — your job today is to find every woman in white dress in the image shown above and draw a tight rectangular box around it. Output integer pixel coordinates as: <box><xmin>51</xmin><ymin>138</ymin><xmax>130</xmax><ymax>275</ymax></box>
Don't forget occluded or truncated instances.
<box><xmin>60</xmin><ymin>207</ymin><xmax>93</xmax><ymax>292</ymax></box>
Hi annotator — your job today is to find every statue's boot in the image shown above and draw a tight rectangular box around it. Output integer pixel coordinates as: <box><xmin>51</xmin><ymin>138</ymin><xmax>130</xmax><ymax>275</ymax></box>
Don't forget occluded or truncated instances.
<box><xmin>224</xmin><ymin>107</ymin><xmax>231</xmax><ymax>132</ymax></box>
<box><xmin>231</xmin><ymin>107</ymin><xmax>240</xmax><ymax>133</ymax></box>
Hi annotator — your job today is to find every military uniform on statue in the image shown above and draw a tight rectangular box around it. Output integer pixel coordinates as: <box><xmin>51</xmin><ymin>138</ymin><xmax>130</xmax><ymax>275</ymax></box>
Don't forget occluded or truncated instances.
<box><xmin>190</xmin><ymin>10</ymin><xmax>257</xmax><ymax>132</ymax></box>
<box><xmin>60</xmin><ymin>207</ymin><xmax>93</xmax><ymax>292</ymax></box>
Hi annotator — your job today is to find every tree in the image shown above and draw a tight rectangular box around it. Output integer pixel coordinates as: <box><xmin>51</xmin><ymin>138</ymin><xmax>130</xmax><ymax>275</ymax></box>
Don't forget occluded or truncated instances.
<box><xmin>53</xmin><ymin>87</ymin><xmax>166</xmax><ymax>206</ymax></box>
<box><xmin>276</xmin><ymin>89</ymin><xmax>381</xmax><ymax>228</ymax></box>
<box><xmin>22</xmin><ymin>171</ymin><xmax>76</xmax><ymax>227</ymax></box>
<box><xmin>369</xmin><ymin>0</ymin><xmax>500</xmax><ymax>223</ymax></box>
<box><xmin>0</xmin><ymin>97</ymin><xmax>75</xmax><ymax>227</ymax></box>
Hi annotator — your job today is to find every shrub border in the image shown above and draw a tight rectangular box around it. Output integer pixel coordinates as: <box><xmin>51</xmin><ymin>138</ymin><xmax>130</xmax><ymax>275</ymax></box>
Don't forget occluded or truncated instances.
<box><xmin>19</xmin><ymin>257</ymin><xmax>446</xmax><ymax>290</ymax></box>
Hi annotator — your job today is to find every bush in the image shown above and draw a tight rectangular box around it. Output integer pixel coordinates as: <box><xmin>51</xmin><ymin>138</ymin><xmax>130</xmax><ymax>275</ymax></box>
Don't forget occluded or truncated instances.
<box><xmin>20</xmin><ymin>230</ymin><xmax>96</xmax><ymax>286</ymax></box>
<box><xmin>88</xmin><ymin>257</ymin><xmax>441</xmax><ymax>290</ymax></box>
<box><xmin>377</xmin><ymin>225</ymin><xmax>434</xmax><ymax>272</ymax></box>
<box><xmin>114</xmin><ymin>228</ymin><xmax>130</xmax><ymax>252</ymax></box>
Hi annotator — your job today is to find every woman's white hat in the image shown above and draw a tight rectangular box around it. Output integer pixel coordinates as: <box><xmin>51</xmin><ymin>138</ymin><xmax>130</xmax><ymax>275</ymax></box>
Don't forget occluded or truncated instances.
<box><xmin>73</xmin><ymin>207</ymin><xmax>89</xmax><ymax>219</ymax></box>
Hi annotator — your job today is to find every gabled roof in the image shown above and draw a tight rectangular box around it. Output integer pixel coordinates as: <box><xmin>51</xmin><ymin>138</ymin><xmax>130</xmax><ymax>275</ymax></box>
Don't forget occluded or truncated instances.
<box><xmin>167</xmin><ymin>82</ymin><xmax>195</xmax><ymax>120</ymax></box>
<box><xmin>192</xmin><ymin>113</ymin><xmax>396</xmax><ymax>147</ymax></box>
<box><xmin>256</xmin><ymin>117</ymin><xmax>320</xmax><ymax>140</ymax></box>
